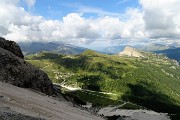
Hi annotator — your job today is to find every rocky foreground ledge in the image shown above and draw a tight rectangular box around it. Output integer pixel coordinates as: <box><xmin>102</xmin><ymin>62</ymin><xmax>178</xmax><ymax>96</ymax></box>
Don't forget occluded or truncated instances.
<box><xmin>0</xmin><ymin>81</ymin><xmax>104</xmax><ymax>120</ymax></box>
<box><xmin>0</xmin><ymin>37</ymin><xmax>54</xmax><ymax>95</ymax></box>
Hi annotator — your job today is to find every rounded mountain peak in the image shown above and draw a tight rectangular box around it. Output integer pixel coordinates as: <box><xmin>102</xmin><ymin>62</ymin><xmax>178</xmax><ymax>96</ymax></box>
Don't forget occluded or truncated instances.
<box><xmin>119</xmin><ymin>46</ymin><xmax>144</xmax><ymax>58</ymax></box>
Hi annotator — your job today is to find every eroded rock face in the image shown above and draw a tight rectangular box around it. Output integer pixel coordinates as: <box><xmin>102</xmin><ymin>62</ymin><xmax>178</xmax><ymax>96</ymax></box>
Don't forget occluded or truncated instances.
<box><xmin>119</xmin><ymin>46</ymin><xmax>144</xmax><ymax>58</ymax></box>
<box><xmin>0</xmin><ymin>37</ymin><xmax>24</xmax><ymax>59</ymax></box>
<box><xmin>0</xmin><ymin>37</ymin><xmax>54</xmax><ymax>95</ymax></box>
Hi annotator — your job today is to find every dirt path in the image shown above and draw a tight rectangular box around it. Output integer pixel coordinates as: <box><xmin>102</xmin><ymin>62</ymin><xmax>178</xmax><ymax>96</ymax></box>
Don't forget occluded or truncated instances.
<box><xmin>0</xmin><ymin>82</ymin><xmax>104</xmax><ymax>120</ymax></box>
<box><xmin>54</xmin><ymin>83</ymin><xmax>117</xmax><ymax>95</ymax></box>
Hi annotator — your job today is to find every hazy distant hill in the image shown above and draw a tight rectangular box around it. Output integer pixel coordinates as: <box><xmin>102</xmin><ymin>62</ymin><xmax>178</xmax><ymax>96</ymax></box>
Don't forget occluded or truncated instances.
<box><xmin>103</xmin><ymin>43</ymin><xmax>176</xmax><ymax>54</ymax></box>
<box><xmin>103</xmin><ymin>44</ymin><xmax>180</xmax><ymax>65</ymax></box>
<box><xmin>135</xmin><ymin>43</ymin><xmax>180</xmax><ymax>63</ymax></box>
<box><xmin>137</xmin><ymin>43</ymin><xmax>175</xmax><ymax>52</ymax></box>
<box><xmin>154</xmin><ymin>48</ymin><xmax>180</xmax><ymax>64</ymax></box>
<box><xmin>103</xmin><ymin>45</ymin><xmax>126</xmax><ymax>54</ymax></box>
<box><xmin>19</xmin><ymin>42</ymin><xmax>87</xmax><ymax>55</ymax></box>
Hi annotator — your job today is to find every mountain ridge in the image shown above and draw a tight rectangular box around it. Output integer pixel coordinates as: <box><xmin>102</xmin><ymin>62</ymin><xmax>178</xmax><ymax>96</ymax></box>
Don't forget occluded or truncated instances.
<box><xmin>19</xmin><ymin>41</ymin><xmax>87</xmax><ymax>55</ymax></box>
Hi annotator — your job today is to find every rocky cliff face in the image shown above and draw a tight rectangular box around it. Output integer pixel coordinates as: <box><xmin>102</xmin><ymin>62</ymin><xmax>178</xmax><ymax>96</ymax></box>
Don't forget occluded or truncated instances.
<box><xmin>119</xmin><ymin>46</ymin><xmax>144</xmax><ymax>58</ymax></box>
<box><xmin>0</xmin><ymin>37</ymin><xmax>24</xmax><ymax>59</ymax></box>
<box><xmin>0</xmin><ymin>37</ymin><xmax>54</xmax><ymax>95</ymax></box>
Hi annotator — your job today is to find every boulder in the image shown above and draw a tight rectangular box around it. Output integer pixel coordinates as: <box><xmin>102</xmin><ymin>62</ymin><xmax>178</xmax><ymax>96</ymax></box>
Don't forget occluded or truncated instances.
<box><xmin>0</xmin><ymin>37</ymin><xmax>54</xmax><ymax>95</ymax></box>
<box><xmin>0</xmin><ymin>37</ymin><xmax>24</xmax><ymax>59</ymax></box>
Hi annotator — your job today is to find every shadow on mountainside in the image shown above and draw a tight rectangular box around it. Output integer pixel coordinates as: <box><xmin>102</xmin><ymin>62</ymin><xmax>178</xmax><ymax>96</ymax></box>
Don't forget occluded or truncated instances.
<box><xmin>155</xmin><ymin>48</ymin><xmax>180</xmax><ymax>63</ymax></box>
<box><xmin>121</xmin><ymin>82</ymin><xmax>180</xmax><ymax>114</ymax></box>
<box><xmin>28</xmin><ymin>52</ymin><xmax>60</xmax><ymax>60</ymax></box>
<box><xmin>27</xmin><ymin>52</ymin><xmax>90</xmax><ymax>71</ymax></box>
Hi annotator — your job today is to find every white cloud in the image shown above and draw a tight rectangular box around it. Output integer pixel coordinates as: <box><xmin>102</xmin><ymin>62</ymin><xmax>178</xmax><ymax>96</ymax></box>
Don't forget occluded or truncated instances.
<box><xmin>79</xmin><ymin>6</ymin><xmax>121</xmax><ymax>17</ymax></box>
<box><xmin>5</xmin><ymin>24</ymin><xmax>29</xmax><ymax>41</ymax></box>
<box><xmin>24</xmin><ymin>0</ymin><xmax>36</xmax><ymax>8</ymax></box>
<box><xmin>0</xmin><ymin>0</ymin><xmax>43</xmax><ymax>42</ymax></box>
<box><xmin>1</xmin><ymin>0</ymin><xmax>180</xmax><ymax>47</ymax></box>
<box><xmin>140</xmin><ymin>0</ymin><xmax>180</xmax><ymax>39</ymax></box>
<box><xmin>0</xmin><ymin>0</ymin><xmax>145</xmax><ymax>46</ymax></box>
<box><xmin>0</xmin><ymin>0</ymin><xmax>19</xmax><ymax>5</ymax></box>
<box><xmin>63</xmin><ymin>3</ymin><xmax>122</xmax><ymax>17</ymax></box>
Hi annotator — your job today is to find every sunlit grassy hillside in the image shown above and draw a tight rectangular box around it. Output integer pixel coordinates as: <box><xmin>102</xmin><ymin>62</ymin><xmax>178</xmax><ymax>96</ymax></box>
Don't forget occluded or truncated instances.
<box><xmin>26</xmin><ymin>50</ymin><xmax>180</xmax><ymax>114</ymax></box>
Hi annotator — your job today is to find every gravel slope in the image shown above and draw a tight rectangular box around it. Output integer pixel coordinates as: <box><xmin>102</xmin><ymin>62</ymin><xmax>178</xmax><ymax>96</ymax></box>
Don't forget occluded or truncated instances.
<box><xmin>0</xmin><ymin>82</ymin><xmax>104</xmax><ymax>120</ymax></box>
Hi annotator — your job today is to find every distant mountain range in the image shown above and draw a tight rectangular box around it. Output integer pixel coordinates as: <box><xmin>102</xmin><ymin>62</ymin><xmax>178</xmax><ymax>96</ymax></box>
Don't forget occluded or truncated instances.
<box><xmin>137</xmin><ymin>43</ymin><xmax>175</xmax><ymax>52</ymax></box>
<box><xmin>103</xmin><ymin>43</ymin><xmax>180</xmax><ymax>63</ymax></box>
<box><xmin>155</xmin><ymin>48</ymin><xmax>180</xmax><ymax>63</ymax></box>
<box><xmin>19</xmin><ymin>41</ymin><xmax>180</xmax><ymax>64</ymax></box>
<box><xmin>18</xmin><ymin>42</ymin><xmax>87</xmax><ymax>55</ymax></box>
<box><xmin>138</xmin><ymin>44</ymin><xmax>180</xmax><ymax>63</ymax></box>
<box><xmin>103</xmin><ymin>43</ymin><xmax>177</xmax><ymax>54</ymax></box>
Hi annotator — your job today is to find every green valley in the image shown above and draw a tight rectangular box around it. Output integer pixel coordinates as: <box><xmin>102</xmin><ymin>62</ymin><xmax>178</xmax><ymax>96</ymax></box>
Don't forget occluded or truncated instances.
<box><xmin>26</xmin><ymin>50</ymin><xmax>180</xmax><ymax>115</ymax></box>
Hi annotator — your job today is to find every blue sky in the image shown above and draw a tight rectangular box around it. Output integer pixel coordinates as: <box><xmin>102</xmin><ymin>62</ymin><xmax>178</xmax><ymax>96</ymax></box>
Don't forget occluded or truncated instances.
<box><xmin>23</xmin><ymin>0</ymin><xmax>139</xmax><ymax>19</ymax></box>
<box><xmin>0</xmin><ymin>0</ymin><xmax>180</xmax><ymax>50</ymax></box>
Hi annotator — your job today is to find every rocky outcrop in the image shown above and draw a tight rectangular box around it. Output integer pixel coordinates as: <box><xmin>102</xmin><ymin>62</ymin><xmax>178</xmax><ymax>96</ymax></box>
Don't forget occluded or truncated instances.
<box><xmin>0</xmin><ymin>37</ymin><xmax>24</xmax><ymax>59</ymax></box>
<box><xmin>98</xmin><ymin>107</ymin><xmax>170</xmax><ymax>120</ymax></box>
<box><xmin>119</xmin><ymin>46</ymin><xmax>144</xmax><ymax>58</ymax></box>
<box><xmin>0</xmin><ymin>37</ymin><xmax>54</xmax><ymax>95</ymax></box>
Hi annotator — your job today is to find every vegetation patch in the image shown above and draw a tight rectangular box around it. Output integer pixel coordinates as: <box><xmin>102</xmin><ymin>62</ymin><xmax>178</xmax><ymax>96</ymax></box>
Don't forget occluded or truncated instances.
<box><xmin>26</xmin><ymin>50</ymin><xmax>180</xmax><ymax>114</ymax></box>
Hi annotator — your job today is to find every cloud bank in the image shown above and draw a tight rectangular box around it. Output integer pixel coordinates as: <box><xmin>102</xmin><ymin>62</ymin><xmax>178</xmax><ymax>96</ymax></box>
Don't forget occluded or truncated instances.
<box><xmin>140</xmin><ymin>0</ymin><xmax>180</xmax><ymax>40</ymax></box>
<box><xmin>0</xmin><ymin>0</ymin><xmax>180</xmax><ymax>47</ymax></box>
